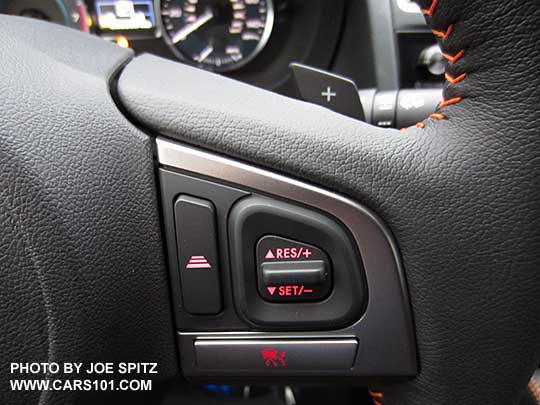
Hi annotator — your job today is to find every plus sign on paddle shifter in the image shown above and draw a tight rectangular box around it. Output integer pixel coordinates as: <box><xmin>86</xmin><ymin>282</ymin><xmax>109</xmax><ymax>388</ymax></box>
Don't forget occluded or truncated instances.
<box><xmin>321</xmin><ymin>86</ymin><xmax>337</xmax><ymax>102</ymax></box>
<box><xmin>290</xmin><ymin>63</ymin><xmax>365</xmax><ymax>120</ymax></box>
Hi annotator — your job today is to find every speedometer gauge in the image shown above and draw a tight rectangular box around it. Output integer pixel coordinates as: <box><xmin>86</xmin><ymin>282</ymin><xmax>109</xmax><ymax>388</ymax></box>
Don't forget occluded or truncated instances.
<box><xmin>159</xmin><ymin>0</ymin><xmax>274</xmax><ymax>72</ymax></box>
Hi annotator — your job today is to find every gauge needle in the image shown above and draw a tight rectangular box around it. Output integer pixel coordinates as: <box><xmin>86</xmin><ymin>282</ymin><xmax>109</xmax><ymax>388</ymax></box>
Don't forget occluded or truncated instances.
<box><xmin>194</xmin><ymin>45</ymin><xmax>214</xmax><ymax>62</ymax></box>
<box><xmin>172</xmin><ymin>9</ymin><xmax>213</xmax><ymax>44</ymax></box>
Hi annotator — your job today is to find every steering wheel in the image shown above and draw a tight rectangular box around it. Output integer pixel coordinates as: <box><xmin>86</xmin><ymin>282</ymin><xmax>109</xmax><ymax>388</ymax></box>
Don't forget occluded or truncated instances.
<box><xmin>1</xmin><ymin>0</ymin><xmax>539</xmax><ymax>404</ymax></box>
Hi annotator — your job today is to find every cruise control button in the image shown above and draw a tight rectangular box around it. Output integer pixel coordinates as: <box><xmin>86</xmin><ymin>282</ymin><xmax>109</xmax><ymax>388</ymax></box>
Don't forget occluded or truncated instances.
<box><xmin>261</xmin><ymin>260</ymin><xmax>328</xmax><ymax>285</ymax></box>
<box><xmin>256</xmin><ymin>235</ymin><xmax>332</xmax><ymax>302</ymax></box>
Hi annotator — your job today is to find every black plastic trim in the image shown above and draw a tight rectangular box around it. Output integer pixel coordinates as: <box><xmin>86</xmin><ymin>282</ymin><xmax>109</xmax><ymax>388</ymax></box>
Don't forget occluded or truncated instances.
<box><xmin>229</xmin><ymin>196</ymin><xmax>366</xmax><ymax>329</ymax></box>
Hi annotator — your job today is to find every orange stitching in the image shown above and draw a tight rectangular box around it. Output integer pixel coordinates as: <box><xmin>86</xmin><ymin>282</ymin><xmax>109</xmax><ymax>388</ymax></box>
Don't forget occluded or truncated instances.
<box><xmin>443</xmin><ymin>49</ymin><xmax>465</xmax><ymax>64</ymax></box>
<box><xmin>529</xmin><ymin>377</ymin><xmax>540</xmax><ymax>405</ymax></box>
<box><xmin>411</xmin><ymin>1</ymin><xmax>466</xmax><ymax>130</ymax></box>
<box><xmin>439</xmin><ymin>97</ymin><xmax>462</xmax><ymax>107</ymax></box>
<box><xmin>432</xmin><ymin>24</ymin><xmax>454</xmax><ymax>40</ymax></box>
<box><xmin>368</xmin><ymin>390</ymin><xmax>384</xmax><ymax>398</ymax></box>
<box><xmin>445</xmin><ymin>72</ymin><xmax>467</xmax><ymax>84</ymax></box>
<box><xmin>415</xmin><ymin>113</ymin><xmax>446</xmax><ymax>127</ymax></box>
<box><xmin>421</xmin><ymin>0</ymin><xmax>439</xmax><ymax>16</ymax></box>
<box><xmin>369</xmin><ymin>390</ymin><xmax>384</xmax><ymax>405</ymax></box>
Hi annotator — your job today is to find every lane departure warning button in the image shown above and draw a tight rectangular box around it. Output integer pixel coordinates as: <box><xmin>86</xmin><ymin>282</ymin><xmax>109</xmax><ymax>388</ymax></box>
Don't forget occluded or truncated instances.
<box><xmin>256</xmin><ymin>235</ymin><xmax>332</xmax><ymax>302</ymax></box>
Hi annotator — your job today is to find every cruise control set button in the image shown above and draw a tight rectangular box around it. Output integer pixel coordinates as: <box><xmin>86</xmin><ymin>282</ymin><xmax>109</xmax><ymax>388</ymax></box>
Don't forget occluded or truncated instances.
<box><xmin>256</xmin><ymin>235</ymin><xmax>332</xmax><ymax>303</ymax></box>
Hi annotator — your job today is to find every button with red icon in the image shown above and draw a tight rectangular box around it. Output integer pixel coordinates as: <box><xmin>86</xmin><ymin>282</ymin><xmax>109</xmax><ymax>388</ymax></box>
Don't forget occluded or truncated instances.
<box><xmin>194</xmin><ymin>338</ymin><xmax>358</xmax><ymax>372</ymax></box>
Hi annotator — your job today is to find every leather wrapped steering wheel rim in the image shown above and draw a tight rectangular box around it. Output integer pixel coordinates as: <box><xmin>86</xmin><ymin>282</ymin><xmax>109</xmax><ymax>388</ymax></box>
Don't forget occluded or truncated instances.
<box><xmin>1</xmin><ymin>0</ymin><xmax>539</xmax><ymax>404</ymax></box>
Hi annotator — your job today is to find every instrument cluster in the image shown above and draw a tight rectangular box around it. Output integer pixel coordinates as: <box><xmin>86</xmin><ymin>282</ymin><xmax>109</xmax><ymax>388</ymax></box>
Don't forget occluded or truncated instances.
<box><xmin>0</xmin><ymin>0</ymin><xmax>345</xmax><ymax>94</ymax></box>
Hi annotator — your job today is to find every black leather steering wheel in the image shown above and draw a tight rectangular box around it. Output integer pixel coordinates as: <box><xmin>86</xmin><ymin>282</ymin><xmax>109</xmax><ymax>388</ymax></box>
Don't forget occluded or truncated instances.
<box><xmin>1</xmin><ymin>0</ymin><xmax>539</xmax><ymax>404</ymax></box>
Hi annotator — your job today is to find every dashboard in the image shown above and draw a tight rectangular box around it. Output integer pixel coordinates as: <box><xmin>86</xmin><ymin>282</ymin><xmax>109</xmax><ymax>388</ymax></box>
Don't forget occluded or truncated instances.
<box><xmin>0</xmin><ymin>0</ymin><xmax>444</xmax><ymax>123</ymax></box>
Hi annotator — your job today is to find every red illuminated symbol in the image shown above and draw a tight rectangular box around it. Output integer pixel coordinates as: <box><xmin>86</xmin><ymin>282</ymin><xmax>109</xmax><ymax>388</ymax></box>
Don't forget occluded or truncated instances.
<box><xmin>261</xmin><ymin>347</ymin><xmax>287</xmax><ymax>367</ymax></box>
<box><xmin>275</xmin><ymin>285</ymin><xmax>314</xmax><ymax>296</ymax></box>
<box><xmin>269</xmin><ymin>247</ymin><xmax>313</xmax><ymax>259</ymax></box>
<box><xmin>185</xmin><ymin>255</ymin><xmax>212</xmax><ymax>269</ymax></box>
<box><xmin>266</xmin><ymin>286</ymin><xmax>277</xmax><ymax>295</ymax></box>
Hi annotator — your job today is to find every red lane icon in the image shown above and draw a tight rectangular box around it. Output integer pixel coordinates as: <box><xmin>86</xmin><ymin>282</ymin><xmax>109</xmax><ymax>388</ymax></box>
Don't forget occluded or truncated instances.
<box><xmin>261</xmin><ymin>347</ymin><xmax>287</xmax><ymax>367</ymax></box>
<box><xmin>185</xmin><ymin>255</ymin><xmax>212</xmax><ymax>269</ymax></box>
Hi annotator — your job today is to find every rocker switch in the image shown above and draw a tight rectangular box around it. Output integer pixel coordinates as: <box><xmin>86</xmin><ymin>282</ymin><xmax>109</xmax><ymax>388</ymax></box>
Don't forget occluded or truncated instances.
<box><xmin>256</xmin><ymin>235</ymin><xmax>332</xmax><ymax>302</ymax></box>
